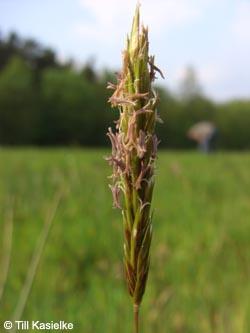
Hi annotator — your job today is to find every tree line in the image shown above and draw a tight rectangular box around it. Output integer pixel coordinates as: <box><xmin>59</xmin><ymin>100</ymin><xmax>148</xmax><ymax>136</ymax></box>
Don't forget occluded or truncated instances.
<box><xmin>0</xmin><ymin>31</ymin><xmax>249</xmax><ymax>149</ymax></box>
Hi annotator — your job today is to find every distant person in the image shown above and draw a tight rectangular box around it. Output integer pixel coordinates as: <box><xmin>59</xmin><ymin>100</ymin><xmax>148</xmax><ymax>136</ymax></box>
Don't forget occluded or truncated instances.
<box><xmin>188</xmin><ymin>121</ymin><xmax>217</xmax><ymax>152</ymax></box>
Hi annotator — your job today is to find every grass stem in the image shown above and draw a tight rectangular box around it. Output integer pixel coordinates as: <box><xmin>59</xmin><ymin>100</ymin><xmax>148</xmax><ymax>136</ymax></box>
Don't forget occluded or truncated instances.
<box><xmin>134</xmin><ymin>304</ymin><xmax>140</xmax><ymax>333</ymax></box>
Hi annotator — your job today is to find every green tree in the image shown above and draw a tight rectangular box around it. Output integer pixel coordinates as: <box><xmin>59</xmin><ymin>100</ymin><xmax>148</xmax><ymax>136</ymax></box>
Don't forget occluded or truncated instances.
<box><xmin>0</xmin><ymin>56</ymin><xmax>37</xmax><ymax>144</ymax></box>
<box><xmin>39</xmin><ymin>68</ymin><xmax>98</xmax><ymax>145</ymax></box>
<box><xmin>216</xmin><ymin>100</ymin><xmax>250</xmax><ymax>150</ymax></box>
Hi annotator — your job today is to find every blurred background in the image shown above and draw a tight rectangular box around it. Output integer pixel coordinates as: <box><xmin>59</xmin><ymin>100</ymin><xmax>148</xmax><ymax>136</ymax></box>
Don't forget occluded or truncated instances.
<box><xmin>0</xmin><ymin>1</ymin><xmax>250</xmax><ymax>333</ymax></box>
<box><xmin>0</xmin><ymin>0</ymin><xmax>250</xmax><ymax>148</ymax></box>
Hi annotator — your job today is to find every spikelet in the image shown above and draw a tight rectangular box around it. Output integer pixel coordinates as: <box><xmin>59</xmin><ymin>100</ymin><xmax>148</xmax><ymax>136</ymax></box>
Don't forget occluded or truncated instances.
<box><xmin>106</xmin><ymin>4</ymin><xmax>163</xmax><ymax>332</ymax></box>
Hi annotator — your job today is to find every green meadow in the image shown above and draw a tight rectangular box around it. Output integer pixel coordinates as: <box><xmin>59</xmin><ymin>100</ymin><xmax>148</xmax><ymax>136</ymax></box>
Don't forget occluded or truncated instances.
<box><xmin>0</xmin><ymin>149</ymin><xmax>250</xmax><ymax>333</ymax></box>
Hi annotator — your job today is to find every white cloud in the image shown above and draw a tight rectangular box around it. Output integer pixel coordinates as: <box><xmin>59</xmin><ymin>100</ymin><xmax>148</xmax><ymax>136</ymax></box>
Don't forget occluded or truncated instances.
<box><xmin>231</xmin><ymin>1</ymin><xmax>250</xmax><ymax>43</ymax></box>
<box><xmin>71</xmin><ymin>0</ymin><xmax>250</xmax><ymax>100</ymax></box>
<box><xmin>173</xmin><ymin>63</ymin><xmax>232</xmax><ymax>100</ymax></box>
<box><xmin>141</xmin><ymin>0</ymin><xmax>201</xmax><ymax>32</ymax></box>
<box><xmin>70</xmin><ymin>0</ymin><xmax>207</xmax><ymax>70</ymax></box>
<box><xmin>198</xmin><ymin>64</ymin><xmax>222</xmax><ymax>85</ymax></box>
<box><xmin>174</xmin><ymin>64</ymin><xmax>220</xmax><ymax>85</ymax></box>
<box><xmin>174</xmin><ymin>65</ymin><xmax>188</xmax><ymax>82</ymax></box>
<box><xmin>74</xmin><ymin>0</ymin><xmax>203</xmax><ymax>45</ymax></box>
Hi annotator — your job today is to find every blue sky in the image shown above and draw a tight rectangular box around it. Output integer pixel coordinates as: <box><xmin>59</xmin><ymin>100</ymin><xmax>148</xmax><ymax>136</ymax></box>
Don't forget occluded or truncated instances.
<box><xmin>0</xmin><ymin>0</ymin><xmax>249</xmax><ymax>101</ymax></box>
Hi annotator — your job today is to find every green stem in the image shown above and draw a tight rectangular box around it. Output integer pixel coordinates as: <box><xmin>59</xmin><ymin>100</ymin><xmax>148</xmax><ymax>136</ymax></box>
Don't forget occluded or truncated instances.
<box><xmin>134</xmin><ymin>303</ymin><xmax>140</xmax><ymax>333</ymax></box>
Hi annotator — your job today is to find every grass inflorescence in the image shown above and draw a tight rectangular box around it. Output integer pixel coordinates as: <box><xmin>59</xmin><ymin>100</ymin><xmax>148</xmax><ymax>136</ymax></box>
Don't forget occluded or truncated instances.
<box><xmin>106</xmin><ymin>4</ymin><xmax>164</xmax><ymax>332</ymax></box>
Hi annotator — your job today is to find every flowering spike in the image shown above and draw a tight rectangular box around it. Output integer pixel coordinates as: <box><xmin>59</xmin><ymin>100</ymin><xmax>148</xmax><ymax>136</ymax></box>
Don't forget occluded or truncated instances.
<box><xmin>106</xmin><ymin>4</ymin><xmax>163</xmax><ymax>333</ymax></box>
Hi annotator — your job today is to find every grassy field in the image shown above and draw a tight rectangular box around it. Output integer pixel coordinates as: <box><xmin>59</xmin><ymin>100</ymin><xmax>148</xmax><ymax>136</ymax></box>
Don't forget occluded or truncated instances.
<box><xmin>0</xmin><ymin>149</ymin><xmax>250</xmax><ymax>333</ymax></box>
